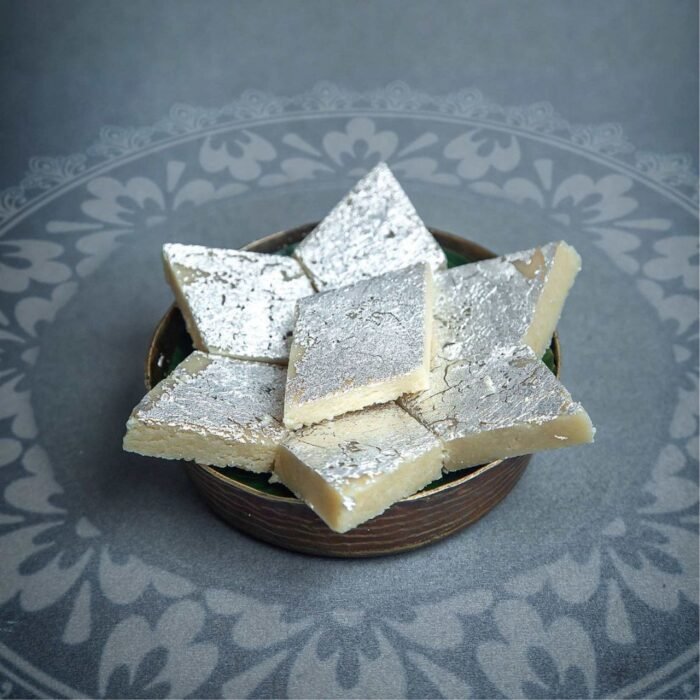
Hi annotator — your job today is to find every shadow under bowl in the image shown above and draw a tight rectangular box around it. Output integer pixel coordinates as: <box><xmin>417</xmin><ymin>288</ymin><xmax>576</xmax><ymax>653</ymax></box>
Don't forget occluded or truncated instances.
<box><xmin>145</xmin><ymin>223</ymin><xmax>560</xmax><ymax>557</ymax></box>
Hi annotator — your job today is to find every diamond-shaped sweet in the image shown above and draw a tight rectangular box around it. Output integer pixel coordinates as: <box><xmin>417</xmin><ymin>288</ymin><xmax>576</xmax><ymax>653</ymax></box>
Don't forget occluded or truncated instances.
<box><xmin>294</xmin><ymin>163</ymin><xmax>446</xmax><ymax>291</ymax></box>
<box><xmin>433</xmin><ymin>241</ymin><xmax>581</xmax><ymax>360</ymax></box>
<box><xmin>400</xmin><ymin>345</ymin><xmax>594</xmax><ymax>472</ymax></box>
<box><xmin>284</xmin><ymin>263</ymin><xmax>434</xmax><ymax>428</ymax></box>
<box><xmin>163</xmin><ymin>243</ymin><xmax>314</xmax><ymax>363</ymax></box>
<box><xmin>275</xmin><ymin>403</ymin><xmax>443</xmax><ymax>533</ymax></box>
<box><xmin>123</xmin><ymin>351</ymin><xmax>287</xmax><ymax>472</ymax></box>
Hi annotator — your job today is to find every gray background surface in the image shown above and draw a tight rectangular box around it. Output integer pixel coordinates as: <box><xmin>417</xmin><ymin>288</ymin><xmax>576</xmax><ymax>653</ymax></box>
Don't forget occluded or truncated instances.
<box><xmin>0</xmin><ymin>1</ymin><xmax>697</xmax><ymax>698</ymax></box>
<box><xmin>1</xmin><ymin>0</ymin><xmax>697</xmax><ymax>186</ymax></box>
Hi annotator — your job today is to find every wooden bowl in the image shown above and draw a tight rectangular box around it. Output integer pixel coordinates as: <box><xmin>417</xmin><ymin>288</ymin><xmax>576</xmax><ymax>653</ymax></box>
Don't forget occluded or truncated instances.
<box><xmin>146</xmin><ymin>224</ymin><xmax>560</xmax><ymax>557</ymax></box>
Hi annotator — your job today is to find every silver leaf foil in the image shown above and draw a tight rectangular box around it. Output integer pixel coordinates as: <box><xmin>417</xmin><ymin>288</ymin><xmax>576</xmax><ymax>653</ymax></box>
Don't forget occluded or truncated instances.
<box><xmin>294</xmin><ymin>162</ymin><xmax>446</xmax><ymax>291</ymax></box>
<box><xmin>163</xmin><ymin>243</ymin><xmax>314</xmax><ymax>363</ymax></box>
<box><xmin>282</xmin><ymin>403</ymin><xmax>441</xmax><ymax>488</ymax></box>
<box><xmin>285</xmin><ymin>263</ymin><xmax>431</xmax><ymax>415</ymax></box>
<box><xmin>400</xmin><ymin>345</ymin><xmax>581</xmax><ymax>442</ymax></box>
<box><xmin>433</xmin><ymin>242</ymin><xmax>561</xmax><ymax>361</ymax></box>
<box><xmin>127</xmin><ymin>351</ymin><xmax>287</xmax><ymax>445</ymax></box>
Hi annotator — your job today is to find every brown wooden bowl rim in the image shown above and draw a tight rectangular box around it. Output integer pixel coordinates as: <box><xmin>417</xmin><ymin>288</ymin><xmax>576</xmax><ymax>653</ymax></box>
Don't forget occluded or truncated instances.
<box><xmin>145</xmin><ymin>223</ymin><xmax>561</xmax><ymax>506</ymax></box>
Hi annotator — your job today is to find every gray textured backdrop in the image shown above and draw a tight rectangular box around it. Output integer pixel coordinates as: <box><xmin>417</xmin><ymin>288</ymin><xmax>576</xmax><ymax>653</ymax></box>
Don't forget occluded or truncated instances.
<box><xmin>0</xmin><ymin>2</ymin><xmax>697</xmax><ymax>698</ymax></box>
<box><xmin>1</xmin><ymin>0</ymin><xmax>697</xmax><ymax>185</ymax></box>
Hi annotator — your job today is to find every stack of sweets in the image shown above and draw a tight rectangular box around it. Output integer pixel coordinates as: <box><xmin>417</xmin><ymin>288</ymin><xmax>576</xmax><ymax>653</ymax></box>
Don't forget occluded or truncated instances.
<box><xmin>124</xmin><ymin>163</ymin><xmax>594</xmax><ymax>533</ymax></box>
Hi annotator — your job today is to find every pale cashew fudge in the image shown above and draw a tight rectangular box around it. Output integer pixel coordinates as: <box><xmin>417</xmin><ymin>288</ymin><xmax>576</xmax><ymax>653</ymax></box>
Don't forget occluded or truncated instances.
<box><xmin>284</xmin><ymin>263</ymin><xmax>434</xmax><ymax>429</ymax></box>
<box><xmin>293</xmin><ymin>162</ymin><xmax>446</xmax><ymax>292</ymax></box>
<box><xmin>433</xmin><ymin>241</ymin><xmax>582</xmax><ymax>361</ymax></box>
<box><xmin>400</xmin><ymin>242</ymin><xmax>593</xmax><ymax>471</ymax></box>
<box><xmin>163</xmin><ymin>243</ymin><xmax>314</xmax><ymax>363</ymax></box>
<box><xmin>123</xmin><ymin>352</ymin><xmax>286</xmax><ymax>472</ymax></box>
<box><xmin>275</xmin><ymin>403</ymin><xmax>444</xmax><ymax>533</ymax></box>
<box><xmin>400</xmin><ymin>346</ymin><xmax>594</xmax><ymax>472</ymax></box>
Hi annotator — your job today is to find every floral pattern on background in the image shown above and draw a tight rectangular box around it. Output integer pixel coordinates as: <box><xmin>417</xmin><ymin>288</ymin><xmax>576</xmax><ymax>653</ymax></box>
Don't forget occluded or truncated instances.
<box><xmin>0</xmin><ymin>85</ymin><xmax>697</xmax><ymax>698</ymax></box>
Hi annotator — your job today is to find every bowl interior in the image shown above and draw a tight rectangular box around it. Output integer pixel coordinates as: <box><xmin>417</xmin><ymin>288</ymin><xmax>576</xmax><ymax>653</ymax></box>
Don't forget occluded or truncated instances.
<box><xmin>147</xmin><ymin>227</ymin><xmax>558</xmax><ymax>501</ymax></box>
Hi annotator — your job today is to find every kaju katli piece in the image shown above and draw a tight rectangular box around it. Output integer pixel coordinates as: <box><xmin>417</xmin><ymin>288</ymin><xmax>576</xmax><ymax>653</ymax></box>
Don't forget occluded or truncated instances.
<box><xmin>400</xmin><ymin>345</ymin><xmax>595</xmax><ymax>472</ymax></box>
<box><xmin>400</xmin><ymin>240</ymin><xmax>593</xmax><ymax>471</ymax></box>
<box><xmin>433</xmin><ymin>241</ymin><xmax>582</xmax><ymax>361</ymax></box>
<box><xmin>275</xmin><ymin>403</ymin><xmax>444</xmax><ymax>533</ymax></box>
<box><xmin>293</xmin><ymin>162</ymin><xmax>446</xmax><ymax>292</ymax></box>
<box><xmin>284</xmin><ymin>263</ymin><xmax>434</xmax><ymax>429</ymax></box>
<box><xmin>123</xmin><ymin>352</ymin><xmax>287</xmax><ymax>472</ymax></box>
<box><xmin>162</xmin><ymin>243</ymin><xmax>314</xmax><ymax>363</ymax></box>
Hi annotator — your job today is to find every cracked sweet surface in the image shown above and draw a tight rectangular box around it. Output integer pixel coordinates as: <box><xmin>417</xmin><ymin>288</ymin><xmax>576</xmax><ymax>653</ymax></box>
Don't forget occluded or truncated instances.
<box><xmin>293</xmin><ymin>162</ymin><xmax>446</xmax><ymax>291</ymax></box>
<box><xmin>400</xmin><ymin>345</ymin><xmax>594</xmax><ymax>471</ymax></box>
<box><xmin>433</xmin><ymin>241</ymin><xmax>581</xmax><ymax>361</ymax></box>
<box><xmin>399</xmin><ymin>241</ymin><xmax>593</xmax><ymax>471</ymax></box>
<box><xmin>163</xmin><ymin>243</ymin><xmax>314</xmax><ymax>362</ymax></box>
<box><xmin>284</xmin><ymin>263</ymin><xmax>433</xmax><ymax>428</ymax></box>
<box><xmin>275</xmin><ymin>403</ymin><xmax>444</xmax><ymax>532</ymax></box>
<box><xmin>123</xmin><ymin>352</ymin><xmax>287</xmax><ymax>472</ymax></box>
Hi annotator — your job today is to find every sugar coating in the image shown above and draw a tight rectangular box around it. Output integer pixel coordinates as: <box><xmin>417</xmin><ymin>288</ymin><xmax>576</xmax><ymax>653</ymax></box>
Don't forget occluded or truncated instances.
<box><xmin>294</xmin><ymin>162</ymin><xmax>446</xmax><ymax>291</ymax></box>
<box><xmin>399</xmin><ymin>345</ymin><xmax>594</xmax><ymax>471</ymax></box>
<box><xmin>123</xmin><ymin>352</ymin><xmax>287</xmax><ymax>472</ymax></box>
<box><xmin>163</xmin><ymin>243</ymin><xmax>314</xmax><ymax>363</ymax></box>
<box><xmin>275</xmin><ymin>403</ymin><xmax>444</xmax><ymax>532</ymax></box>
<box><xmin>433</xmin><ymin>241</ymin><xmax>581</xmax><ymax>361</ymax></box>
<box><xmin>284</xmin><ymin>263</ymin><xmax>433</xmax><ymax>428</ymax></box>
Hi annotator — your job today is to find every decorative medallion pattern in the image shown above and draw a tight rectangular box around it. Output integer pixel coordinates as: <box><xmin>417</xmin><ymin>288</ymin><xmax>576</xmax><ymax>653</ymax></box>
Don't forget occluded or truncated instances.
<box><xmin>0</xmin><ymin>83</ymin><xmax>697</xmax><ymax>698</ymax></box>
